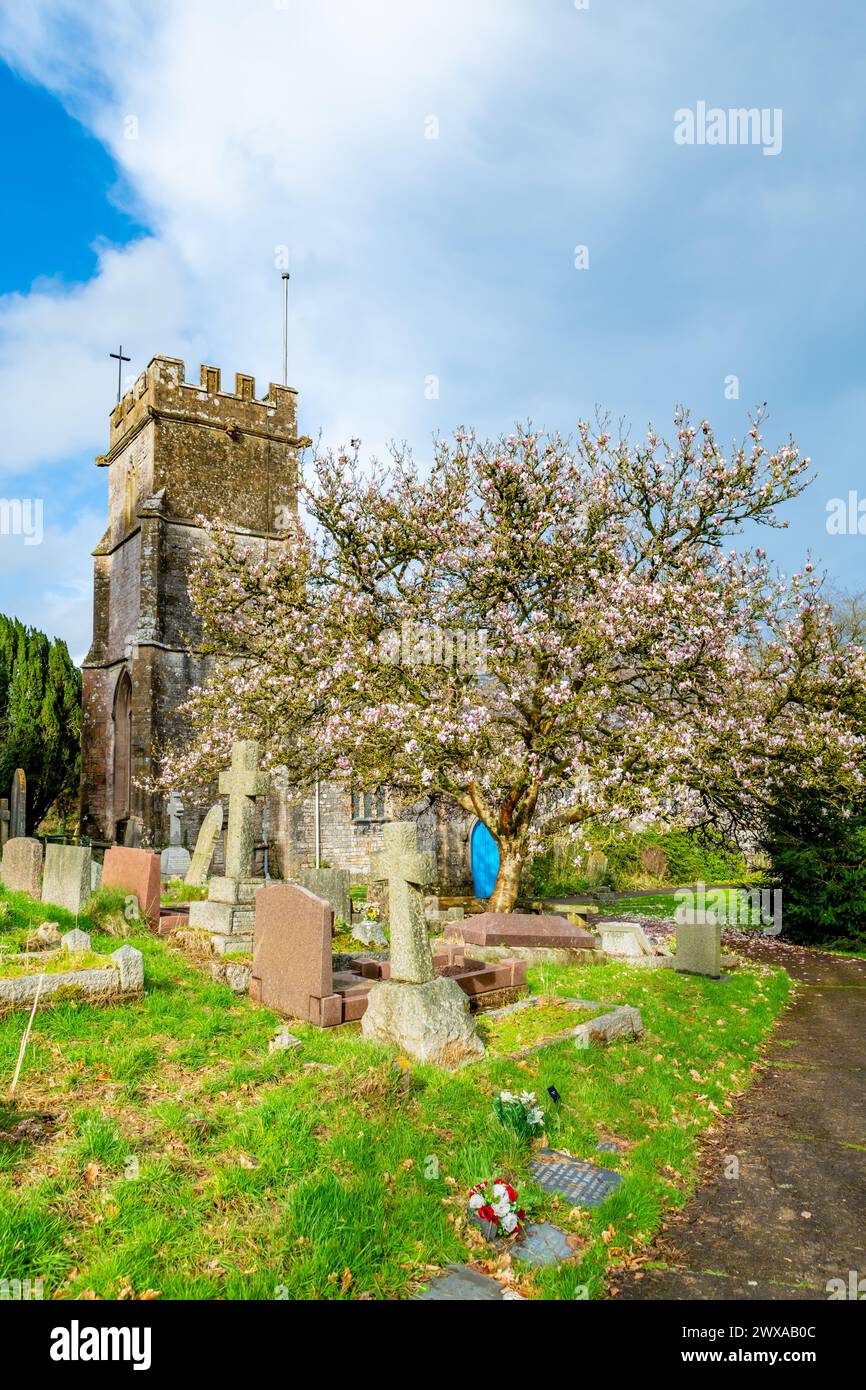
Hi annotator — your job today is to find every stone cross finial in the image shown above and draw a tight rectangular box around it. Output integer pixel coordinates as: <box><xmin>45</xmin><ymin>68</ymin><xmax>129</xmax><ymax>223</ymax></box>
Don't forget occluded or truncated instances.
<box><xmin>219</xmin><ymin>741</ymin><xmax>270</xmax><ymax>879</ymax></box>
<box><xmin>167</xmin><ymin>791</ymin><xmax>184</xmax><ymax>847</ymax></box>
<box><xmin>370</xmin><ymin>821</ymin><xmax>437</xmax><ymax>983</ymax></box>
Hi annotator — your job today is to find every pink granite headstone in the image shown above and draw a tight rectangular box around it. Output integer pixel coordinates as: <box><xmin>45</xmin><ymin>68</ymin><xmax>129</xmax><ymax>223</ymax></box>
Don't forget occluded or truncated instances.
<box><xmin>249</xmin><ymin>883</ymin><xmax>341</xmax><ymax>1025</ymax></box>
<box><xmin>102</xmin><ymin>847</ymin><xmax>162</xmax><ymax>929</ymax></box>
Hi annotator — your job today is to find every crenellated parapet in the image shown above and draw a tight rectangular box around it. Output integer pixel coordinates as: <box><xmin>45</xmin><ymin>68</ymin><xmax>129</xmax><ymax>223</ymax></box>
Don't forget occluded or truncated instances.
<box><xmin>104</xmin><ymin>356</ymin><xmax>299</xmax><ymax>461</ymax></box>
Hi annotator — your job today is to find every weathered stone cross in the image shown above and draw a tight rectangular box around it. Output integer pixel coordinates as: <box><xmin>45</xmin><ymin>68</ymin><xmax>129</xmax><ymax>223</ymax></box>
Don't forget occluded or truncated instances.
<box><xmin>0</xmin><ymin>798</ymin><xmax>9</xmax><ymax>850</ymax></box>
<box><xmin>219</xmin><ymin>741</ymin><xmax>270</xmax><ymax>879</ymax></box>
<box><xmin>371</xmin><ymin>821</ymin><xmax>437</xmax><ymax>984</ymax></box>
<box><xmin>167</xmin><ymin>791</ymin><xmax>184</xmax><ymax>847</ymax></box>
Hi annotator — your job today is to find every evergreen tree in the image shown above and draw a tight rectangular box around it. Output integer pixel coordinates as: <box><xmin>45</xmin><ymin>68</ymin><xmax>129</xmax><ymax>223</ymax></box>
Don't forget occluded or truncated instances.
<box><xmin>0</xmin><ymin>615</ymin><xmax>82</xmax><ymax>832</ymax></box>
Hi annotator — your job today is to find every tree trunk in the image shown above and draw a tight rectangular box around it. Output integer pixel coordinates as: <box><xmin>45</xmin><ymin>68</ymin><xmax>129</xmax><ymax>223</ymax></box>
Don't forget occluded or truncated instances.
<box><xmin>488</xmin><ymin>845</ymin><xmax>523</xmax><ymax>913</ymax></box>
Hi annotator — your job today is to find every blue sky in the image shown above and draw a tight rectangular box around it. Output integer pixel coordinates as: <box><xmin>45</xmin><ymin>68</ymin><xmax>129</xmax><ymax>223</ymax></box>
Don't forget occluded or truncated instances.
<box><xmin>0</xmin><ymin>0</ymin><xmax>864</xmax><ymax>661</ymax></box>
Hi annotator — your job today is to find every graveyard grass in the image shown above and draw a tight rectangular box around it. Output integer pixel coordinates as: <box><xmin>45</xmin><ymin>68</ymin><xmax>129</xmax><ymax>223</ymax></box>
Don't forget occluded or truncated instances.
<box><xmin>0</xmin><ymin>884</ymin><xmax>790</xmax><ymax>1301</ymax></box>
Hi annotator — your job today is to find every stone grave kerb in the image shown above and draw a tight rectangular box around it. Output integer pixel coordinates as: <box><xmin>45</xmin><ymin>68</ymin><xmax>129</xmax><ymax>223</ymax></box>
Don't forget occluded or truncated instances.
<box><xmin>370</xmin><ymin>822</ymin><xmax>437</xmax><ymax>983</ymax></box>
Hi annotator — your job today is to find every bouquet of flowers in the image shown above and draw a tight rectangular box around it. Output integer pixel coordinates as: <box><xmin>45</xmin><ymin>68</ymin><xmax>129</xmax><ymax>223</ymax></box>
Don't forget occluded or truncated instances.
<box><xmin>468</xmin><ymin>1179</ymin><xmax>526</xmax><ymax>1236</ymax></box>
<box><xmin>493</xmin><ymin>1089</ymin><xmax>545</xmax><ymax>1139</ymax></box>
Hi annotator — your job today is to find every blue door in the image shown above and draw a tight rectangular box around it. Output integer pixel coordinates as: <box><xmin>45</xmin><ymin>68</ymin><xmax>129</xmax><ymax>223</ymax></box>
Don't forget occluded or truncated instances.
<box><xmin>471</xmin><ymin>821</ymin><xmax>500</xmax><ymax>899</ymax></box>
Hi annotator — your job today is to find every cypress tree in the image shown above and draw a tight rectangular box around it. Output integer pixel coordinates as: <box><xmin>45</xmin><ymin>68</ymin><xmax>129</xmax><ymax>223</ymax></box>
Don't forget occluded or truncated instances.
<box><xmin>0</xmin><ymin>615</ymin><xmax>82</xmax><ymax>832</ymax></box>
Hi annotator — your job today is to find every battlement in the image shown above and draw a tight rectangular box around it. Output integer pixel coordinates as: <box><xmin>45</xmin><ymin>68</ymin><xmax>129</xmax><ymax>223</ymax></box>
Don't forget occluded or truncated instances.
<box><xmin>105</xmin><ymin>355</ymin><xmax>298</xmax><ymax>457</ymax></box>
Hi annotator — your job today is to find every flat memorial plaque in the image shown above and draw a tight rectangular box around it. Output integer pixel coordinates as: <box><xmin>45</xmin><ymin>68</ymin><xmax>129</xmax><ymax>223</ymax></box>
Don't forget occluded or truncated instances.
<box><xmin>528</xmin><ymin>1148</ymin><xmax>623</xmax><ymax>1207</ymax></box>
<box><xmin>515</xmin><ymin>1221</ymin><xmax>574</xmax><ymax>1267</ymax></box>
<box><xmin>415</xmin><ymin>1265</ymin><xmax>520</xmax><ymax>1301</ymax></box>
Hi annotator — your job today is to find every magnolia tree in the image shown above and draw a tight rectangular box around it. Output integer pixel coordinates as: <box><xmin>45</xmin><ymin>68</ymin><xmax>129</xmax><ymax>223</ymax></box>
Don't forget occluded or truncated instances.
<box><xmin>162</xmin><ymin>411</ymin><xmax>866</xmax><ymax>911</ymax></box>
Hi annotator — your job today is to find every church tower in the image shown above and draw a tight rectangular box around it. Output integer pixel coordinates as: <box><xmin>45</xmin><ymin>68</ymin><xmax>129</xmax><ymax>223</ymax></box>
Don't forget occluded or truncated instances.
<box><xmin>79</xmin><ymin>355</ymin><xmax>300</xmax><ymax>849</ymax></box>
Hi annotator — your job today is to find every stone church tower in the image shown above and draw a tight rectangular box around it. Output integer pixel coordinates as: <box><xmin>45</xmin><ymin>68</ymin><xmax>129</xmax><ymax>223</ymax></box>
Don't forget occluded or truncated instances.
<box><xmin>79</xmin><ymin>352</ymin><xmax>476</xmax><ymax>892</ymax></box>
<box><xmin>79</xmin><ymin>355</ymin><xmax>300</xmax><ymax>850</ymax></box>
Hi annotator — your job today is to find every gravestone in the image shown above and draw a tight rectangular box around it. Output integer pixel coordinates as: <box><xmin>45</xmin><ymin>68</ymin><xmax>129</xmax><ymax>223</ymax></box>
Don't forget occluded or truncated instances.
<box><xmin>300</xmin><ymin>866</ymin><xmax>352</xmax><ymax>927</ymax></box>
<box><xmin>184</xmin><ymin>803</ymin><xmax>224</xmax><ymax>886</ymax></box>
<box><xmin>676</xmin><ymin>920</ymin><xmax>722</xmax><ymax>978</ymax></box>
<box><xmin>42</xmin><ymin>844</ymin><xmax>93</xmax><ymax>916</ymax></box>
<box><xmin>527</xmin><ymin>1149</ymin><xmax>623</xmax><ymax>1208</ymax></box>
<box><xmin>361</xmin><ymin>822</ymin><xmax>484</xmax><ymax>1066</ymax></box>
<box><xmin>188</xmin><ymin>742</ymin><xmax>269</xmax><ymax>950</ymax></box>
<box><xmin>640</xmin><ymin>845</ymin><xmax>668</xmax><ymax>878</ymax></box>
<box><xmin>460</xmin><ymin>912</ymin><xmax>598</xmax><ymax>953</ymax></box>
<box><xmin>102</xmin><ymin>846</ymin><xmax>161</xmax><ymax>929</ymax></box>
<box><xmin>160</xmin><ymin>791</ymin><xmax>192</xmax><ymax>879</ymax></box>
<box><xmin>599</xmin><ymin>921</ymin><xmax>654</xmax><ymax>958</ymax></box>
<box><xmin>249</xmin><ymin>883</ymin><xmax>341</xmax><ymax>1024</ymax></box>
<box><xmin>122</xmin><ymin>816</ymin><xmax>143</xmax><ymax>848</ymax></box>
<box><xmin>10</xmin><ymin>769</ymin><xmax>26</xmax><ymax>839</ymax></box>
<box><xmin>0</xmin><ymin>837</ymin><xmax>43</xmax><ymax>898</ymax></box>
<box><xmin>354</xmin><ymin>917</ymin><xmax>388</xmax><ymax>948</ymax></box>
<box><xmin>415</xmin><ymin>1266</ymin><xmax>521</xmax><ymax>1302</ymax></box>
<box><xmin>221</xmin><ymin>741</ymin><xmax>269</xmax><ymax>878</ymax></box>
<box><xmin>585</xmin><ymin>850</ymin><xmax>609</xmax><ymax>884</ymax></box>
<box><xmin>0</xmin><ymin>798</ymin><xmax>9</xmax><ymax>850</ymax></box>
<box><xmin>471</xmin><ymin>1217</ymin><xmax>573</xmax><ymax>1269</ymax></box>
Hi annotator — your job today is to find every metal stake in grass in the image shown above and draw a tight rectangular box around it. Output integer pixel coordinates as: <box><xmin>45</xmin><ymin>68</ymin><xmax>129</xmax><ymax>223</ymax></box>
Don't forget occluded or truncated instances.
<box><xmin>10</xmin><ymin>973</ymin><xmax>45</xmax><ymax>1096</ymax></box>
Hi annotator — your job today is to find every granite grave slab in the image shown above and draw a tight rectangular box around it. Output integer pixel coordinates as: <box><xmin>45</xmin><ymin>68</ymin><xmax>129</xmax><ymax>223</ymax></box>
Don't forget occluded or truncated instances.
<box><xmin>528</xmin><ymin>1149</ymin><xmax>624</xmax><ymax>1207</ymax></box>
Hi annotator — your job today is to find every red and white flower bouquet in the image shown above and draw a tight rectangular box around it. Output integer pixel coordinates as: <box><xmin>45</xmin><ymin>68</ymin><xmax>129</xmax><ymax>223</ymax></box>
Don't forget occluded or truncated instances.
<box><xmin>468</xmin><ymin>1178</ymin><xmax>527</xmax><ymax>1237</ymax></box>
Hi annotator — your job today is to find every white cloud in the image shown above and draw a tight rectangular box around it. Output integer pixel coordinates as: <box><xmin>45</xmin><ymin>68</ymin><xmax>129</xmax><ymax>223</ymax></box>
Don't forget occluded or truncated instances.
<box><xmin>0</xmin><ymin>504</ymin><xmax>101</xmax><ymax>659</ymax></box>
<box><xmin>1</xmin><ymin>0</ymin><xmax>865</xmax><ymax>648</ymax></box>
<box><xmin>0</xmin><ymin>0</ymin><xmax>541</xmax><ymax>479</ymax></box>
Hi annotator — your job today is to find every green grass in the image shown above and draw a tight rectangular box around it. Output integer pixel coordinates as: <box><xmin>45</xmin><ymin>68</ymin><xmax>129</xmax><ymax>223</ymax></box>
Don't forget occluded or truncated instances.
<box><xmin>161</xmin><ymin>883</ymin><xmax>208</xmax><ymax>904</ymax></box>
<box><xmin>0</xmin><ymin>885</ymin><xmax>791</xmax><ymax>1300</ymax></box>
<box><xmin>477</xmin><ymin>1000</ymin><xmax>608</xmax><ymax>1053</ymax></box>
<box><xmin>614</xmin><ymin>888</ymin><xmax>768</xmax><ymax>927</ymax></box>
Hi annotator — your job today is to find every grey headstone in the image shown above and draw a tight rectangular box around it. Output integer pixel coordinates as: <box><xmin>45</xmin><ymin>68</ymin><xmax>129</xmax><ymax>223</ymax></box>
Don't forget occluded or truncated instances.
<box><xmin>123</xmin><ymin>816</ymin><xmax>143</xmax><ymax>848</ymax></box>
<box><xmin>161</xmin><ymin>845</ymin><xmax>192</xmax><ymax>879</ymax></box>
<box><xmin>300</xmin><ymin>866</ymin><xmax>352</xmax><ymax>927</ymax></box>
<box><xmin>185</xmin><ymin>803</ymin><xmax>224</xmax><ymax>885</ymax></box>
<box><xmin>600</xmin><ymin>922</ymin><xmax>654</xmax><ymax>958</ymax></box>
<box><xmin>0</xmin><ymin>836</ymin><xmax>43</xmax><ymax>898</ymax></box>
<box><xmin>353</xmin><ymin>918</ymin><xmax>388</xmax><ymax>948</ymax></box>
<box><xmin>42</xmin><ymin>843</ymin><xmax>93</xmax><ymax>916</ymax></box>
<box><xmin>676</xmin><ymin>920</ymin><xmax>722</xmax><ymax>978</ymax></box>
<box><xmin>62</xmin><ymin>928</ymin><xmax>92</xmax><ymax>953</ymax></box>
